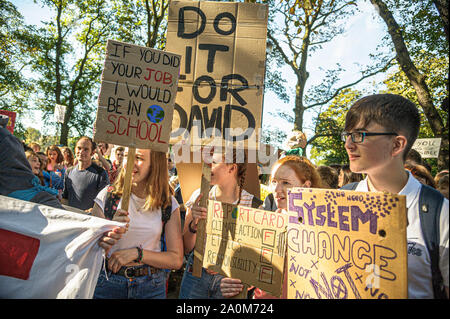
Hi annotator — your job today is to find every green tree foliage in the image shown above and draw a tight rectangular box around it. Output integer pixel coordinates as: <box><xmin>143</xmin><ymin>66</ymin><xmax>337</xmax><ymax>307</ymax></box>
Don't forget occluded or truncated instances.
<box><xmin>309</xmin><ymin>88</ymin><xmax>362</xmax><ymax>165</ymax></box>
<box><xmin>266</xmin><ymin>0</ymin><xmax>391</xmax><ymax>156</ymax></box>
<box><xmin>3</xmin><ymin>0</ymin><xmax>171</xmax><ymax>145</ymax></box>
<box><xmin>29</xmin><ymin>0</ymin><xmax>115</xmax><ymax>145</ymax></box>
<box><xmin>0</xmin><ymin>1</ymin><xmax>38</xmax><ymax>113</ymax></box>
<box><xmin>370</xmin><ymin>0</ymin><xmax>448</xmax><ymax>170</ymax></box>
<box><xmin>110</xmin><ymin>0</ymin><xmax>169</xmax><ymax>49</ymax></box>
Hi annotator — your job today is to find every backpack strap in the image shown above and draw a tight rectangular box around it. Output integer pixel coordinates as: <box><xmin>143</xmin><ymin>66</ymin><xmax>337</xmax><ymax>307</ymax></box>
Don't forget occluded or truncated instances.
<box><xmin>251</xmin><ymin>196</ymin><xmax>263</xmax><ymax>208</ymax></box>
<box><xmin>263</xmin><ymin>193</ymin><xmax>277</xmax><ymax>212</ymax></box>
<box><xmin>160</xmin><ymin>203</ymin><xmax>172</xmax><ymax>252</ymax></box>
<box><xmin>103</xmin><ymin>186</ymin><xmax>120</xmax><ymax>220</ymax></box>
<box><xmin>340</xmin><ymin>182</ymin><xmax>359</xmax><ymax>190</ymax></box>
<box><xmin>418</xmin><ymin>184</ymin><xmax>446</xmax><ymax>299</ymax></box>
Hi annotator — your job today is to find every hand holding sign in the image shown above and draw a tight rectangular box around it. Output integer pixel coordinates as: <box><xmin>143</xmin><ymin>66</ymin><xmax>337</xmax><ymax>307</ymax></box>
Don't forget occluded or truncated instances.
<box><xmin>191</xmin><ymin>193</ymin><xmax>207</xmax><ymax>224</ymax></box>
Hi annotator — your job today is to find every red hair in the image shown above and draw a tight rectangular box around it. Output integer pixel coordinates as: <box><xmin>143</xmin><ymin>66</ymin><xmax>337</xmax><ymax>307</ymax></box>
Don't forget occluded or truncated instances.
<box><xmin>272</xmin><ymin>156</ymin><xmax>324</xmax><ymax>188</ymax></box>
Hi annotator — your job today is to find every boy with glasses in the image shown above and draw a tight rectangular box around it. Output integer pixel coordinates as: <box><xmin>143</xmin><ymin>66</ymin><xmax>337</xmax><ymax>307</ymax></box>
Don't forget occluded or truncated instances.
<box><xmin>341</xmin><ymin>94</ymin><xmax>448</xmax><ymax>299</ymax></box>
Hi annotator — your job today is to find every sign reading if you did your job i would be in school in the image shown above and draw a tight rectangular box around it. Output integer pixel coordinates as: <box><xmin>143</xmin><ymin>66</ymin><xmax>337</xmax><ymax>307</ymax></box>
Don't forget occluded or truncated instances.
<box><xmin>94</xmin><ymin>39</ymin><xmax>181</xmax><ymax>152</ymax></box>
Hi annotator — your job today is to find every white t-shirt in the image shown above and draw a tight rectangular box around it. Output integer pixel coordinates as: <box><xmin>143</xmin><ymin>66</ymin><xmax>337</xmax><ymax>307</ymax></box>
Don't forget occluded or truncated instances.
<box><xmin>354</xmin><ymin>171</ymin><xmax>449</xmax><ymax>299</ymax></box>
<box><xmin>94</xmin><ymin>186</ymin><xmax>179</xmax><ymax>255</ymax></box>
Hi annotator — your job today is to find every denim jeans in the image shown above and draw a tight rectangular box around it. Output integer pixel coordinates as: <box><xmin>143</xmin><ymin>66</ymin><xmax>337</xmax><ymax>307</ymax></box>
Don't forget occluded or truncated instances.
<box><xmin>178</xmin><ymin>251</ymin><xmax>224</xmax><ymax>299</ymax></box>
<box><xmin>93</xmin><ymin>268</ymin><xmax>166</xmax><ymax>299</ymax></box>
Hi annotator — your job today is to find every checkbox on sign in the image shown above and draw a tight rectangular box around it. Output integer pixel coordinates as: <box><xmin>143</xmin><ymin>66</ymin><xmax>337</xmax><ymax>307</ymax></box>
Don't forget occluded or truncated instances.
<box><xmin>262</xmin><ymin>229</ymin><xmax>276</xmax><ymax>247</ymax></box>
<box><xmin>259</xmin><ymin>266</ymin><xmax>273</xmax><ymax>284</ymax></box>
<box><xmin>260</xmin><ymin>247</ymin><xmax>273</xmax><ymax>264</ymax></box>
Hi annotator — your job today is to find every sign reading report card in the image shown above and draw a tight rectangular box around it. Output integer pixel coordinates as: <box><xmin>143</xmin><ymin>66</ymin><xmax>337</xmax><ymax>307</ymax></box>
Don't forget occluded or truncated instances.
<box><xmin>203</xmin><ymin>200</ymin><xmax>287</xmax><ymax>296</ymax></box>
<box><xmin>287</xmin><ymin>188</ymin><xmax>407</xmax><ymax>299</ymax></box>
<box><xmin>94</xmin><ymin>39</ymin><xmax>181</xmax><ymax>152</ymax></box>
<box><xmin>166</xmin><ymin>1</ymin><xmax>268</xmax><ymax>148</ymax></box>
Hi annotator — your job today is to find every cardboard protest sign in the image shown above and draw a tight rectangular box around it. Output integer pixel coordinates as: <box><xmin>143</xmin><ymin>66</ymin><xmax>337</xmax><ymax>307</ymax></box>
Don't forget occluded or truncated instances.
<box><xmin>412</xmin><ymin>138</ymin><xmax>442</xmax><ymax>158</ymax></box>
<box><xmin>0</xmin><ymin>110</ymin><xmax>16</xmax><ymax>134</ymax></box>
<box><xmin>94</xmin><ymin>39</ymin><xmax>181</xmax><ymax>152</ymax></box>
<box><xmin>287</xmin><ymin>188</ymin><xmax>408</xmax><ymax>299</ymax></box>
<box><xmin>166</xmin><ymin>1</ymin><xmax>268</xmax><ymax>149</ymax></box>
<box><xmin>203</xmin><ymin>200</ymin><xmax>287</xmax><ymax>296</ymax></box>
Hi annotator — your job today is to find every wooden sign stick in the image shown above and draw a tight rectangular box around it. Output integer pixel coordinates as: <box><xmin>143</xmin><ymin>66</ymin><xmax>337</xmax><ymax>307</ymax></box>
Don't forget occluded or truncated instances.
<box><xmin>231</xmin><ymin>283</ymin><xmax>250</xmax><ymax>299</ymax></box>
<box><xmin>192</xmin><ymin>160</ymin><xmax>211</xmax><ymax>278</ymax></box>
<box><xmin>120</xmin><ymin>147</ymin><xmax>136</xmax><ymax>212</ymax></box>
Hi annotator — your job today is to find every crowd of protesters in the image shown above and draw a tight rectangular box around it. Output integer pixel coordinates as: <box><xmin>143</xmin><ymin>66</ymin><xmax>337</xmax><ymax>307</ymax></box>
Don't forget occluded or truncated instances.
<box><xmin>0</xmin><ymin>93</ymin><xmax>448</xmax><ymax>299</ymax></box>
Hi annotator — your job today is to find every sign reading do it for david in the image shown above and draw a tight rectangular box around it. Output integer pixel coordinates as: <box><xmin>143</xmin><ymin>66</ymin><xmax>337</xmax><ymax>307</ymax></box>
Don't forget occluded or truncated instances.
<box><xmin>94</xmin><ymin>39</ymin><xmax>181</xmax><ymax>152</ymax></box>
<box><xmin>166</xmin><ymin>1</ymin><xmax>268</xmax><ymax>148</ymax></box>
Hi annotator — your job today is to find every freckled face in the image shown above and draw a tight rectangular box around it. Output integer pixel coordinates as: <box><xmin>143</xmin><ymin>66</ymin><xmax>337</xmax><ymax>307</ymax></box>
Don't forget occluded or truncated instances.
<box><xmin>270</xmin><ymin>164</ymin><xmax>305</xmax><ymax>210</ymax></box>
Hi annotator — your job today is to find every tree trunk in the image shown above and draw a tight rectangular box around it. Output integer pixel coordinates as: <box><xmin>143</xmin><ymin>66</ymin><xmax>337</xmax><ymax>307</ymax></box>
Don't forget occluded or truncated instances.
<box><xmin>433</xmin><ymin>0</ymin><xmax>449</xmax><ymax>44</ymax></box>
<box><xmin>371</xmin><ymin>0</ymin><xmax>449</xmax><ymax>170</ymax></box>
<box><xmin>60</xmin><ymin>104</ymin><xmax>71</xmax><ymax>146</ymax></box>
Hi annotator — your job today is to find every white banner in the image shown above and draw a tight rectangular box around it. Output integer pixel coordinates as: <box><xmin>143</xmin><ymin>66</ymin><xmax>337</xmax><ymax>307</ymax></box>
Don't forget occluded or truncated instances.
<box><xmin>0</xmin><ymin>196</ymin><xmax>123</xmax><ymax>298</ymax></box>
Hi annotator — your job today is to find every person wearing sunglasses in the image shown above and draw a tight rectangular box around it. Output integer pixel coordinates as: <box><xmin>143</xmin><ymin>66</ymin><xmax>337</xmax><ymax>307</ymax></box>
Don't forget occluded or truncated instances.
<box><xmin>341</xmin><ymin>94</ymin><xmax>448</xmax><ymax>299</ymax></box>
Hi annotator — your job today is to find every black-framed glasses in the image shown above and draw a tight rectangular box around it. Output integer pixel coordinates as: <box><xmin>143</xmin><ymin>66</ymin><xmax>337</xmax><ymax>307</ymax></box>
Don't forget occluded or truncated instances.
<box><xmin>341</xmin><ymin>131</ymin><xmax>398</xmax><ymax>143</ymax></box>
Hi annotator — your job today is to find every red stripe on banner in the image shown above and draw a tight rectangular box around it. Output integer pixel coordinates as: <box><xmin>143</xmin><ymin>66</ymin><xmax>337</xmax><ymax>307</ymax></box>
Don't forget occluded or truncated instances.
<box><xmin>0</xmin><ymin>228</ymin><xmax>40</xmax><ymax>280</ymax></box>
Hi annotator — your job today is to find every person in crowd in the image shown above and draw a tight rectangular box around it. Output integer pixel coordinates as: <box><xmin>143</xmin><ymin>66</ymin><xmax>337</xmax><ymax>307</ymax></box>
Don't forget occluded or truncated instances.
<box><xmin>26</xmin><ymin>149</ymin><xmax>61</xmax><ymax>199</ymax></box>
<box><xmin>98</xmin><ymin>142</ymin><xmax>112</xmax><ymax>159</ymax></box>
<box><xmin>61</xmin><ymin>146</ymin><xmax>75</xmax><ymax>168</ymax></box>
<box><xmin>36</xmin><ymin>151</ymin><xmax>48</xmax><ymax>171</ymax></box>
<box><xmin>0</xmin><ymin>126</ymin><xmax>63</xmax><ymax>209</ymax></box>
<box><xmin>46</xmin><ymin>144</ymin><xmax>64</xmax><ymax>173</ymax></box>
<box><xmin>169</xmin><ymin>175</ymin><xmax>186</xmax><ymax>222</ymax></box>
<box><xmin>168</xmin><ymin>156</ymin><xmax>177</xmax><ymax>177</ymax></box>
<box><xmin>178</xmin><ymin>148</ymin><xmax>262</xmax><ymax>299</ymax></box>
<box><xmin>338</xmin><ymin>164</ymin><xmax>364</xmax><ymax>188</ymax></box>
<box><xmin>317</xmin><ymin>165</ymin><xmax>339</xmax><ymax>189</ymax></box>
<box><xmin>258</xmin><ymin>164</ymin><xmax>271</xmax><ymax>202</ymax></box>
<box><xmin>219</xmin><ymin>155</ymin><xmax>324</xmax><ymax>298</ymax></box>
<box><xmin>436</xmin><ymin>174</ymin><xmax>449</xmax><ymax>199</ymax></box>
<box><xmin>43</xmin><ymin>145</ymin><xmax>65</xmax><ymax>191</ymax></box>
<box><xmin>405</xmin><ymin>162</ymin><xmax>436</xmax><ymax>188</ymax></box>
<box><xmin>90</xmin><ymin>148</ymin><xmax>183</xmax><ymax>299</ymax></box>
<box><xmin>62</xmin><ymin>136</ymin><xmax>109</xmax><ymax>211</ymax></box>
<box><xmin>93</xmin><ymin>142</ymin><xmax>112</xmax><ymax>171</ymax></box>
<box><xmin>406</xmin><ymin>148</ymin><xmax>423</xmax><ymax>166</ymax></box>
<box><xmin>109</xmin><ymin>146</ymin><xmax>125</xmax><ymax>183</ymax></box>
<box><xmin>434</xmin><ymin>170</ymin><xmax>449</xmax><ymax>186</ymax></box>
<box><xmin>29</xmin><ymin>142</ymin><xmax>41</xmax><ymax>153</ymax></box>
<box><xmin>340</xmin><ymin>93</ymin><xmax>448</xmax><ymax>299</ymax></box>
<box><xmin>25</xmin><ymin>150</ymin><xmax>46</xmax><ymax>186</ymax></box>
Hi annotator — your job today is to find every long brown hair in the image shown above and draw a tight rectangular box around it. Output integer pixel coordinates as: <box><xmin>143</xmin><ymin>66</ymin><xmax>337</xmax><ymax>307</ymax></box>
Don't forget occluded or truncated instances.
<box><xmin>111</xmin><ymin>149</ymin><xmax>173</xmax><ymax>211</ymax></box>
<box><xmin>62</xmin><ymin>146</ymin><xmax>75</xmax><ymax>167</ymax></box>
<box><xmin>46</xmin><ymin>145</ymin><xmax>64</xmax><ymax>164</ymax></box>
